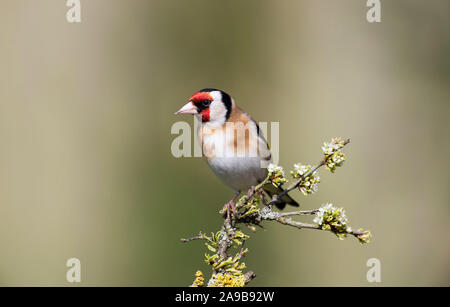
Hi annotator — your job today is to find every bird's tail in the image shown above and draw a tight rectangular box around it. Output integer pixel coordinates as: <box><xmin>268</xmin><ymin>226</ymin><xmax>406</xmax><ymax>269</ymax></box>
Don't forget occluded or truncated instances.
<box><xmin>262</xmin><ymin>183</ymin><xmax>299</xmax><ymax>210</ymax></box>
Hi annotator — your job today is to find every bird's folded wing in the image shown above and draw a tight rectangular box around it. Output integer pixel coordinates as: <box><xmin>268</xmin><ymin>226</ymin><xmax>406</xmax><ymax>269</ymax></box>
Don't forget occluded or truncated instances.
<box><xmin>262</xmin><ymin>183</ymin><xmax>299</xmax><ymax>210</ymax></box>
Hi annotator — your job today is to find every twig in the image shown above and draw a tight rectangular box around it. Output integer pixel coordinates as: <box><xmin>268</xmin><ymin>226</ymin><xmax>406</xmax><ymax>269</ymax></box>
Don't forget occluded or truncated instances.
<box><xmin>181</xmin><ymin>235</ymin><xmax>206</xmax><ymax>243</ymax></box>
<box><xmin>259</xmin><ymin>210</ymin><xmax>367</xmax><ymax>240</ymax></box>
<box><xmin>181</xmin><ymin>231</ymin><xmax>212</xmax><ymax>243</ymax></box>
<box><xmin>277</xmin><ymin>209</ymin><xmax>319</xmax><ymax>217</ymax></box>
<box><xmin>270</xmin><ymin>139</ymin><xmax>350</xmax><ymax>206</ymax></box>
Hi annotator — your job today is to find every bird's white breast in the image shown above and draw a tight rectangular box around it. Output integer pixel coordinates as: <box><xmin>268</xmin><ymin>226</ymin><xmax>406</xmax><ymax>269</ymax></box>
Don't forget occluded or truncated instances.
<box><xmin>207</xmin><ymin>156</ymin><xmax>267</xmax><ymax>193</ymax></box>
<box><xmin>201</xmin><ymin>128</ymin><xmax>269</xmax><ymax>192</ymax></box>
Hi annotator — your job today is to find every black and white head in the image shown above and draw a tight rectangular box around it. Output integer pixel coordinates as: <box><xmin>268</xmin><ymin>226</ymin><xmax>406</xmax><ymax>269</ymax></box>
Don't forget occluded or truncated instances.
<box><xmin>175</xmin><ymin>88</ymin><xmax>234</xmax><ymax>127</ymax></box>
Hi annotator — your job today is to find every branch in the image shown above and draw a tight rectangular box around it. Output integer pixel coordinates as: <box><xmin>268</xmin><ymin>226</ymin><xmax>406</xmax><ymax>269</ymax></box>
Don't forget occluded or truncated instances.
<box><xmin>243</xmin><ymin>271</ymin><xmax>256</xmax><ymax>284</ymax></box>
<box><xmin>258</xmin><ymin>207</ymin><xmax>369</xmax><ymax>241</ymax></box>
<box><xmin>182</xmin><ymin>137</ymin><xmax>371</xmax><ymax>287</ymax></box>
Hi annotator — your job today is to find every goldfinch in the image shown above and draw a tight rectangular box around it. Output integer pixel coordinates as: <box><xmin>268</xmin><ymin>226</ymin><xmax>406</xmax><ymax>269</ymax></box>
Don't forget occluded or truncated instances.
<box><xmin>175</xmin><ymin>88</ymin><xmax>298</xmax><ymax>217</ymax></box>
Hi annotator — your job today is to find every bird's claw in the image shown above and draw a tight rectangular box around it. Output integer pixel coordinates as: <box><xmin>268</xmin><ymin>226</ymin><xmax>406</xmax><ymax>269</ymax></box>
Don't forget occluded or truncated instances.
<box><xmin>247</xmin><ymin>186</ymin><xmax>255</xmax><ymax>198</ymax></box>
<box><xmin>222</xmin><ymin>195</ymin><xmax>239</xmax><ymax>222</ymax></box>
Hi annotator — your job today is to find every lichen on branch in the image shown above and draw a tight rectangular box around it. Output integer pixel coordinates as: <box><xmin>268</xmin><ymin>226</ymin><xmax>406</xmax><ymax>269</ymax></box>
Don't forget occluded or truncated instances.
<box><xmin>181</xmin><ymin>137</ymin><xmax>371</xmax><ymax>287</ymax></box>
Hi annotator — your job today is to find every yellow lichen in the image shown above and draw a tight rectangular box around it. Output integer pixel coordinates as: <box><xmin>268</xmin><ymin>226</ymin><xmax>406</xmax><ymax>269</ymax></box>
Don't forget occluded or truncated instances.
<box><xmin>209</xmin><ymin>273</ymin><xmax>246</xmax><ymax>287</ymax></box>
<box><xmin>191</xmin><ymin>270</ymin><xmax>205</xmax><ymax>287</ymax></box>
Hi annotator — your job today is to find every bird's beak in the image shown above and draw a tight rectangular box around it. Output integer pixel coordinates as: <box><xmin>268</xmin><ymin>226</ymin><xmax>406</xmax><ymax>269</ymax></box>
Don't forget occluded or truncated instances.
<box><xmin>174</xmin><ymin>101</ymin><xmax>197</xmax><ymax>115</ymax></box>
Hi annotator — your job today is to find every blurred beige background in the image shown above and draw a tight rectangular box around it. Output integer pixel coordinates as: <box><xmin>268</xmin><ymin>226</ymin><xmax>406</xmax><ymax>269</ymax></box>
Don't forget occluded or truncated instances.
<box><xmin>0</xmin><ymin>0</ymin><xmax>448</xmax><ymax>286</ymax></box>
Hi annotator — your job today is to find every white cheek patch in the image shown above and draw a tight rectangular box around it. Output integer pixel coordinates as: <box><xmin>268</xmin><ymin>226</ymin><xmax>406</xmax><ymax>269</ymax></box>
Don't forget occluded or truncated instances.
<box><xmin>209</xmin><ymin>91</ymin><xmax>222</xmax><ymax>101</ymax></box>
<box><xmin>207</xmin><ymin>100</ymin><xmax>227</xmax><ymax>127</ymax></box>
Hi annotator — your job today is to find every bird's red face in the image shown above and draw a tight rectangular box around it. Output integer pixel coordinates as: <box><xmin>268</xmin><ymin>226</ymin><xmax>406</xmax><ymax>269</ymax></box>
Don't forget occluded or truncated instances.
<box><xmin>175</xmin><ymin>89</ymin><xmax>233</xmax><ymax>125</ymax></box>
<box><xmin>189</xmin><ymin>91</ymin><xmax>214</xmax><ymax>122</ymax></box>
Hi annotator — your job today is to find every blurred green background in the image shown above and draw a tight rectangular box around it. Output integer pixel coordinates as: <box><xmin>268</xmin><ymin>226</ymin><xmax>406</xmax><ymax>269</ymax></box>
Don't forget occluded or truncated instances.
<box><xmin>0</xmin><ymin>0</ymin><xmax>448</xmax><ymax>286</ymax></box>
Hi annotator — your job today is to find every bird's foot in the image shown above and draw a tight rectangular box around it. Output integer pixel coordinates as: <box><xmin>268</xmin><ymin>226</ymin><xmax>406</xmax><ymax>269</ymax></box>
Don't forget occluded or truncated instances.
<box><xmin>222</xmin><ymin>194</ymin><xmax>239</xmax><ymax>222</ymax></box>
<box><xmin>258</xmin><ymin>188</ymin><xmax>268</xmax><ymax>206</ymax></box>
<box><xmin>247</xmin><ymin>186</ymin><xmax>255</xmax><ymax>198</ymax></box>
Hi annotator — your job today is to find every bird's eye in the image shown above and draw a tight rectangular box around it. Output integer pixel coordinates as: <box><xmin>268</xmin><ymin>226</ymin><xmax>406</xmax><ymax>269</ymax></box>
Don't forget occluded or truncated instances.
<box><xmin>202</xmin><ymin>100</ymin><xmax>212</xmax><ymax>107</ymax></box>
